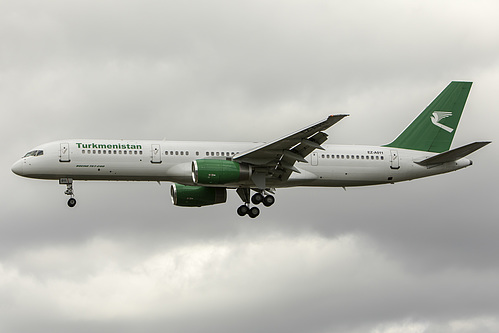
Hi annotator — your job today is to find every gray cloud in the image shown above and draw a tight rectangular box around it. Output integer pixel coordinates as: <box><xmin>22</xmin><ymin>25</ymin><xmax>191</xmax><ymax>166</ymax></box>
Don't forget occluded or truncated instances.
<box><xmin>1</xmin><ymin>0</ymin><xmax>499</xmax><ymax>332</ymax></box>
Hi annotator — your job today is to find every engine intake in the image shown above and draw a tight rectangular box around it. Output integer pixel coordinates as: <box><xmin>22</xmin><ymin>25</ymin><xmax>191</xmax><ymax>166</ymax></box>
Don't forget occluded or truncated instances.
<box><xmin>171</xmin><ymin>184</ymin><xmax>227</xmax><ymax>207</ymax></box>
<box><xmin>192</xmin><ymin>159</ymin><xmax>251</xmax><ymax>185</ymax></box>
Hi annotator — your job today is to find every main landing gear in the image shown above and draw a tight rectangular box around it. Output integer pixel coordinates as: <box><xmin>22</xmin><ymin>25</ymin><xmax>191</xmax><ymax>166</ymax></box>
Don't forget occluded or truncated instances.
<box><xmin>236</xmin><ymin>188</ymin><xmax>275</xmax><ymax>218</ymax></box>
<box><xmin>60</xmin><ymin>178</ymin><xmax>77</xmax><ymax>207</ymax></box>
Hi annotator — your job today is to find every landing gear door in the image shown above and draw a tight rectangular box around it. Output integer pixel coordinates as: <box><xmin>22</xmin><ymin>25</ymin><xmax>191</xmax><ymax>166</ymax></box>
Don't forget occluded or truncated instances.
<box><xmin>151</xmin><ymin>144</ymin><xmax>162</xmax><ymax>164</ymax></box>
<box><xmin>59</xmin><ymin>143</ymin><xmax>70</xmax><ymax>162</ymax></box>
<box><xmin>390</xmin><ymin>149</ymin><xmax>400</xmax><ymax>169</ymax></box>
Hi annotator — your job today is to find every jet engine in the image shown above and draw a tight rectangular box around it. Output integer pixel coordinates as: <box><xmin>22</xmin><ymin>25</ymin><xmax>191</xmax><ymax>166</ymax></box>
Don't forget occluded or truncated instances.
<box><xmin>171</xmin><ymin>183</ymin><xmax>227</xmax><ymax>207</ymax></box>
<box><xmin>192</xmin><ymin>159</ymin><xmax>251</xmax><ymax>185</ymax></box>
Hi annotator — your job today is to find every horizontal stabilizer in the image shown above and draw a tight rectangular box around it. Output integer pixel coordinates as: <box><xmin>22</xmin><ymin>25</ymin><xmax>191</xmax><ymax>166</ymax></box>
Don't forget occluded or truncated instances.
<box><xmin>415</xmin><ymin>141</ymin><xmax>491</xmax><ymax>166</ymax></box>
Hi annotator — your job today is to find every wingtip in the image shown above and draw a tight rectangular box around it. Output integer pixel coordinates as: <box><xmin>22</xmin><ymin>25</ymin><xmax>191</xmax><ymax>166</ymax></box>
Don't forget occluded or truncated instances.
<box><xmin>328</xmin><ymin>114</ymin><xmax>350</xmax><ymax>118</ymax></box>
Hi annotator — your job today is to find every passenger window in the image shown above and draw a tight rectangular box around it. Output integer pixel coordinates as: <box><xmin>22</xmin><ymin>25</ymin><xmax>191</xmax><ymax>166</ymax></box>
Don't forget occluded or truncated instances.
<box><xmin>376</xmin><ymin>156</ymin><xmax>379</xmax><ymax>160</ymax></box>
<box><xmin>181</xmin><ymin>151</ymin><xmax>184</xmax><ymax>156</ymax></box>
<box><xmin>124</xmin><ymin>150</ymin><xmax>127</xmax><ymax>154</ymax></box>
<box><xmin>341</xmin><ymin>155</ymin><xmax>344</xmax><ymax>159</ymax></box>
<box><xmin>139</xmin><ymin>151</ymin><xmax>143</xmax><ymax>155</ymax></box>
<box><xmin>211</xmin><ymin>152</ymin><xmax>214</xmax><ymax>156</ymax></box>
<box><xmin>206</xmin><ymin>152</ymin><xmax>209</xmax><ymax>156</ymax></box>
<box><xmin>381</xmin><ymin>156</ymin><xmax>384</xmax><ymax>160</ymax></box>
<box><xmin>165</xmin><ymin>151</ymin><xmax>168</xmax><ymax>155</ymax></box>
<box><xmin>356</xmin><ymin>155</ymin><xmax>359</xmax><ymax>159</ymax></box>
<box><xmin>109</xmin><ymin>150</ymin><xmax>112</xmax><ymax>154</ymax></box>
<box><xmin>103</xmin><ymin>150</ymin><xmax>106</xmax><ymax>154</ymax></box>
<box><xmin>186</xmin><ymin>151</ymin><xmax>189</xmax><ymax>156</ymax></box>
<box><xmin>175</xmin><ymin>151</ymin><xmax>179</xmax><ymax>155</ymax></box>
<box><xmin>119</xmin><ymin>150</ymin><xmax>122</xmax><ymax>154</ymax></box>
<box><xmin>82</xmin><ymin>150</ymin><xmax>85</xmax><ymax>154</ymax></box>
<box><xmin>196</xmin><ymin>151</ymin><xmax>199</xmax><ymax>156</ymax></box>
<box><xmin>98</xmin><ymin>150</ymin><xmax>101</xmax><ymax>154</ymax></box>
<box><xmin>221</xmin><ymin>152</ymin><xmax>225</xmax><ymax>156</ymax></box>
<box><xmin>93</xmin><ymin>150</ymin><xmax>96</xmax><ymax>154</ymax></box>
<box><xmin>346</xmin><ymin>155</ymin><xmax>349</xmax><ymax>159</ymax></box>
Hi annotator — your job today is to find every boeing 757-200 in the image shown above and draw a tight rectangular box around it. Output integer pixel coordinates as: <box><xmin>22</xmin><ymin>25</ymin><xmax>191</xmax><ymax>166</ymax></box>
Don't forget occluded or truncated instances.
<box><xmin>11</xmin><ymin>81</ymin><xmax>491</xmax><ymax>218</ymax></box>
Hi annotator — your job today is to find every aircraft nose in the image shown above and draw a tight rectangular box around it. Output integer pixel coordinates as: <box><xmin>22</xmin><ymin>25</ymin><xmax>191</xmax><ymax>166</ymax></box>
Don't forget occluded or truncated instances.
<box><xmin>11</xmin><ymin>160</ymin><xmax>24</xmax><ymax>176</ymax></box>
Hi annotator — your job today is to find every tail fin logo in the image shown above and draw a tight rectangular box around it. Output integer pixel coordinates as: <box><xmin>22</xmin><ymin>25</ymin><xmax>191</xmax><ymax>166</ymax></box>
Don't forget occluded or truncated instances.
<box><xmin>431</xmin><ymin>111</ymin><xmax>454</xmax><ymax>133</ymax></box>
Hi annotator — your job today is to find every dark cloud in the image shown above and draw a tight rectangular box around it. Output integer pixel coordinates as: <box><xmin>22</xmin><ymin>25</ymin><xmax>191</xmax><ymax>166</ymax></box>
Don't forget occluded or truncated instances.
<box><xmin>1</xmin><ymin>0</ymin><xmax>499</xmax><ymax>332</ymax></box>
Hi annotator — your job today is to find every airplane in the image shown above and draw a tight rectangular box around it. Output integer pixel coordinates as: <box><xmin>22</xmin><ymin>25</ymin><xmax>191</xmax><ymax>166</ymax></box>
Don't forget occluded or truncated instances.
<box><xmin>11</xmin><ymin>81</ymin><xmax>491</xmax><ymax>218</ymax></box>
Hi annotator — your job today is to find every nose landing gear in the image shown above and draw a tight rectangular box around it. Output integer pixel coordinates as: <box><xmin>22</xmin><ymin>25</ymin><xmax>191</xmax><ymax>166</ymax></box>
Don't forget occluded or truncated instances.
<box><xmin>67</xmin><ymin>197</ymin><xmax>77</xmax><ymax>207</ymax></box>
<box><xmin>60</xmin><ymin>178</ymin><xmax>76</xmax><ymax>207</ymax></box>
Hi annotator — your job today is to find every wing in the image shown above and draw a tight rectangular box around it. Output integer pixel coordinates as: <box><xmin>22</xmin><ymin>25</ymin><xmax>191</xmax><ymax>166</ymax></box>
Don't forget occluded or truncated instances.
<box><xmin>233</xmin><ymin>114</ymin><xmax>348</xmax><ymax>188</ymax></box>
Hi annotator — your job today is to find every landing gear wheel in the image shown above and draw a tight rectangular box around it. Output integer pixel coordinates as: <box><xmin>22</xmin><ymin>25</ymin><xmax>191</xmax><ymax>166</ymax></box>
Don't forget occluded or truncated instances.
<box><xmin>248</xmin><ymin>207</ymin><xmax>260</xmax><ymax>218</ymax></box>
<box><xmin>263</xmin><ymin>195</ymin><xmax>275</xmax><ymax>207</ymax></box>
<box><xmin>237</xmin><ymin>205</ymin><xmax>249</xmax><ymax>216</ymax></box>
<box><xmin>60</xmin><ymin>179</ymin><xmax>76</xmax><ymax>207</ymax></box>
<box><xmin>67</xmin><ymin>198</ymin><xmax>77</xmax><ymax>207</ymax></box>
<box><xmin>251</xmin><ymin>193</ymin><xmax>264</xmax><ymax>205</ymax></box>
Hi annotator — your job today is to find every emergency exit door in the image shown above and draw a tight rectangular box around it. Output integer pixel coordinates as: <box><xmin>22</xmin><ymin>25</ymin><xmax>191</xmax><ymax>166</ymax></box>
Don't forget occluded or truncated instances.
<box><xmin>311</xmin><ymin>152</ymin><xmax>319</xmax><ymax>166</ymax></box>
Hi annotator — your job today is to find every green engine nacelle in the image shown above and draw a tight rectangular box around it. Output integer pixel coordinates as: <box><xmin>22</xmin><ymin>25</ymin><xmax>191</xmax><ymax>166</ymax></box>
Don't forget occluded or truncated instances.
<box><xmin>171</xmin><ymin>184</ymin><xmax>227</xmax><ymax>207</ymax></box>
<box><xmin>192</xmin><ymin>159</ymin><xmax>251</xmax><ymax>185</ymax></box>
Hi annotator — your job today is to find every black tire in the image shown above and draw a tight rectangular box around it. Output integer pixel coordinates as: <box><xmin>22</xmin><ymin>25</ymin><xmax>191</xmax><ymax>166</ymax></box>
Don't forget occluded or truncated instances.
<box><xmin>262</xmin><ymin>195</ymin><xmax>275</xmax><ymax>207</ymax></box>
<box><xmin>251</xmin><ymin>193</ymin><xmax>264</xmax><ymax>205</ymax></box>
<box><xmin>67</xmin><ymin>198</ymin><xmax>77</xmax><ymax>207</ymax></box>
<box><xmin>248</xmin><ymin>207</ymin><xmax>260</xmax><ymax>218</ymax></box>
<box><xmin>237</xmin><ymin>205</ymin><xmax>249</xmax><ymax>216</ymax></box>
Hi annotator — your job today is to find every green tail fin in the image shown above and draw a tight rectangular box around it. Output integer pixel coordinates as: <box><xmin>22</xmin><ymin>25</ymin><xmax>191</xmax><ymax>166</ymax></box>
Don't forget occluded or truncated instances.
<box><xmin>384</xmin><ymin>81</ymin><xmax>472</xmax><ymax>153</ymax></box>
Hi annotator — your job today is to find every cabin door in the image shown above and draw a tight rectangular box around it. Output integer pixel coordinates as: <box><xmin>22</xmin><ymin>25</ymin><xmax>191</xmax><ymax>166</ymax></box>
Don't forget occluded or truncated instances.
<box><xmin>151</xmin><ymin>144</ymin><xmax>162</xmax><ymax>163</ymax></box>
<box><xmin>390</xmin><ymin>150</ymin><xmax>400</xmax><ymax>169</ymax></box>
<box><xmin>59</xmin><ymin>143</ymin><xmax>70</xmax><ymax>162</ymax></box>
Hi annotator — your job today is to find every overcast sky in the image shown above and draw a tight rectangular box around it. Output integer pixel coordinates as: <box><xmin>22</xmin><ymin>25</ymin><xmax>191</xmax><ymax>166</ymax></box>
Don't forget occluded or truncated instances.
<box><xmin>2</xmin><ymin>1</ymin><xmax>499</xmax><ymax>332</ymax></box>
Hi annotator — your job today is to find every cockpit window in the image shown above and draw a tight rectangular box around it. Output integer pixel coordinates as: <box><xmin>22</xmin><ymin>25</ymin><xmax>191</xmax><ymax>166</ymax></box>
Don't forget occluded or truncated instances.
<box><xmin>23</xmin><ymin>150</ymin><xmax>43</xmax><ymax>158</ymax></box>
<box><xmin>23</xmin><ymin>151</ymin><xmax>36</xmax><ymax>158</ymax></box>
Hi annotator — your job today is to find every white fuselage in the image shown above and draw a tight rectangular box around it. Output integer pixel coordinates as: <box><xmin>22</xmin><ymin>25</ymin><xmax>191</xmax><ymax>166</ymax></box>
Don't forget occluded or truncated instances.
<box><xmin>11</xmin><ymin>139</ymin><xmax>472</xmax><ymax>188</ymax></box>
